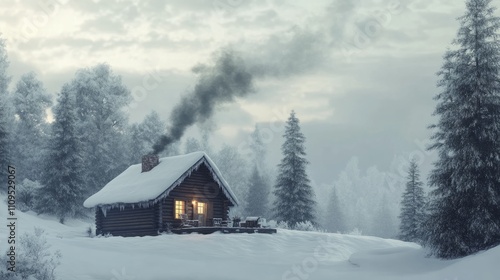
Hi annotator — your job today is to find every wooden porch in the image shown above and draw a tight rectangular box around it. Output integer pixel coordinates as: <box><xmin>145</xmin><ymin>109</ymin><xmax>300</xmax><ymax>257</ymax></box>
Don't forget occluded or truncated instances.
<box><xmin>170</xmin><ymin>227</ymin><xmax>277</xmax><ymax>235</ymax></box>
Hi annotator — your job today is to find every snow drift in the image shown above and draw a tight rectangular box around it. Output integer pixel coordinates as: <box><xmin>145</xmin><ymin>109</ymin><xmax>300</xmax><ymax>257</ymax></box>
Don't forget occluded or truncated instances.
<box><xmin>1</xmin><ymin>207</ymin><xmax>499</xmax><ymax>280</ymax></box>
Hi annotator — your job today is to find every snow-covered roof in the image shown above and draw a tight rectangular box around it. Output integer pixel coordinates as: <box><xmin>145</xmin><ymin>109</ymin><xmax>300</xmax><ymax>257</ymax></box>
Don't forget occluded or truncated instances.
<box><xmin>83</xmin><ymin>151</ymin><xmax>239</xmax><ymax>208</ymax></box>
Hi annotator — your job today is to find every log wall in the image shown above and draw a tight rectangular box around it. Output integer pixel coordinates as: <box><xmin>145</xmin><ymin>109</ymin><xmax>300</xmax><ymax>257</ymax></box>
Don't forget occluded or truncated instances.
<box><xmin>160</xmin><ymin>164</ymin><xmax>231</xmax><ymax>230</ymax></box>
<box><xmin>96</xmin><ymin>204</ymin><xmax>159</xmax><ymax>237</ymax></box>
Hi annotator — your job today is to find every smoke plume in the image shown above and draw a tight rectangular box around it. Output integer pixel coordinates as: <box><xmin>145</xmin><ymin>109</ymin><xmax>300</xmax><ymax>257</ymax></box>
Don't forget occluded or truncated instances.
<box><xmin>152</xmin><ymin>49</ymin><xmax>254</xmax><ymax>154</ymax></box>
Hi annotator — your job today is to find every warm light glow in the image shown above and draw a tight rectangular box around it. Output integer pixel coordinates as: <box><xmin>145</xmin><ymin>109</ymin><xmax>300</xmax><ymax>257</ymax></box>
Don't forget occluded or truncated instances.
<box><xmin>175</xmin><ymin>200</ymin><xmax>185</xmax><ymax>219</ymax></box>
<box><xmin>197</xmin><ymin>202</ymin><xmax>205</xmax><ymax>214</ymax></box>
<box><xmin>192</xmin><ymin>200</ymin><xmax>197</xmax><ymax>205</ymax></box>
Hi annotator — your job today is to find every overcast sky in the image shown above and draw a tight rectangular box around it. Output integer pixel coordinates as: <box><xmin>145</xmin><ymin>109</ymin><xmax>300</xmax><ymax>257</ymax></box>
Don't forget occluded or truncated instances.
<box><xmin>0</xmin><ymin>0</ymin><xmax>493</xmax><ymax>188</ymax></box>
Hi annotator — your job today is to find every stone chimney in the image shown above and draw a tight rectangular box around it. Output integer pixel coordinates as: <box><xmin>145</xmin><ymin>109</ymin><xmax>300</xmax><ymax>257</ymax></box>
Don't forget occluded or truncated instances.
<box><xmin>142</xmin><ymin>154</ymin><xmax>159</xmax><ymax>172</ymax></box>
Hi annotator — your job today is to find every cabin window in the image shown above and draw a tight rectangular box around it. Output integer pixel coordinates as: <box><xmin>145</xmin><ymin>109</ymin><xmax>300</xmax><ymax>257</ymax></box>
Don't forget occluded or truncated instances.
<box><xmin>175</xmin><ymin>200</ymin><xmax>185</xmax><ymax>219</ymax></box>
<box><xmin>197</xmin><ymin>202</ymin><xmax>205</xmax><ymax>214</ymax></box>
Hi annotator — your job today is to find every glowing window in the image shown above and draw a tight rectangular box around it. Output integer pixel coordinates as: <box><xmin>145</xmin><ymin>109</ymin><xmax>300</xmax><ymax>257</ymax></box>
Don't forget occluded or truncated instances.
<box><xmin>197</xmin><ymin>202</ymin><xmax>205</xmax><ymax>214</ymax></box>
<box><xmin>175</xmin><ymin>200</ymin><xmax>185</xmax><ymax>219</ymax></box>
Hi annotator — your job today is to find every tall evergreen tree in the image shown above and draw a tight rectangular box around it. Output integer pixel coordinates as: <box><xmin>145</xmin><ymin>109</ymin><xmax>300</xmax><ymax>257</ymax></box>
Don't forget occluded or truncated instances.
<box><xmin>200</xmin><ymin>127</ymin><xmax>213</xmax><ymax>156</ymax></box>
<box><xmin>36</xmin><ymin>84</ymin><xmax>84</xmax><ymax>223</ymax></box>
<box><xmin>250</xmin><ymin>124</ymin><xmax>266</xmax><ymax>168</ymax></box>
<box><xmin>245</xmin><ymin>125</ymin><xmax>271</xmax><ymax>217</ymax></box>
<box><xmin>398</xmin><ymin>159</ymin><xmax>426</xmax><ymax>243</ymax></box>
<box><xmin>214</xmin><ymin>144</ymin><xmax>249</xmax><ymax>215</ymax></box>
<box><xmin>12</xmin><ymin>72</ymin><xmax>52</xmax><ymax>181</ymax></box>
<box><xmin>245</xmin><ymin>164</ymin><xmax>269</xmax><ymax>217</ymax></box>
<box><xmin>325</xmin><ymin>185</ymin><xmax>345</xmax><ymax>233</ymax></box>
<box><xmin>127</xmin><ymin>123</ymin><xmax>144</xmax><ymax>164</ymax></box>
<box><xmin>126</xmin><ymin>111</ymin><xmax>178</xmax><ymax>165</ymax></box>
<box><xmin>371</xmin><ymin>194</ymin><xmax>397</xmax><ymax>238</ymax></box>
<box><xmin>273</xmin><ymin>110</ymin><xmax>316</xmax><ymax>227</ymax></box>
<box><xmin>427</xmin><ymin>0</ymin><xmax>500</xmax><ymax>258</ymax></box>
<box><xmin>71</xmin><ymin>64</ymin><xmax>131</xmax><ymax>196</ymax></box>
<box><xmin>184</xmin><ymin>137</ymin><xmax>203</xmax><ymax>154</ymax></box>
<box><xmin>0</xmin><ymin>35</ymin><xmax>12</xmax><ymax>180</ymax></box>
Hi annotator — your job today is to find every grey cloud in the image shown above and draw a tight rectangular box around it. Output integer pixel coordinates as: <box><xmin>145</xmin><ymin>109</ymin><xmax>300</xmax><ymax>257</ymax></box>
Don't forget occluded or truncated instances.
<box><xmin>245</xmin><ymin>26</ymin><xmax>329</xmax><ymax>78</ymax></box>
<box><xmin>80</xmin><ymin>17</ymin><xmax>126</xmax><ymax>34</ymax></box>
<box><xmin>224</xmin><ymin>8</ymin><xmax>286</xmax><ymax>30</ymax></box>
<box><xmin>236</xmin><ymin>0</ymin><xmax>362</xmax><ymax>78</ymax></box>
<box><xmin>13</xmin><ymin>36</ymin><xmax>136</xmax><ymax>55</ymax></box>
<box><xmin>69</xmin><ymin>1</ymin><xmax>140</xmax><ymax>33</ymax></box>
<box><xmin>68</xmin><ymin>0</ymin><xmax>134</xmax><ymax>15</ymax></box>
<box><xmin>325</xmin><ymin>0</ymin><xmax>357</xmax><ymax>40</ymax></box>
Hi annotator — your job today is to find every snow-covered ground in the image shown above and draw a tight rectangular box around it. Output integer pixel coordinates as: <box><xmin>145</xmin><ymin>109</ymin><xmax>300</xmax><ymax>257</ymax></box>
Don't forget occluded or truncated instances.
<box><xmin>1</xmin><ymin>206</ymin><xmax>498</xmax><ymax>280</ymax></box>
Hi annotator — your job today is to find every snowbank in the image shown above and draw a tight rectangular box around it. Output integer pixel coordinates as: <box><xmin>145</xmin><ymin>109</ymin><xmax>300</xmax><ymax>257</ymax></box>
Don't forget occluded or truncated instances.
<box><xmin>1</xmin><ymin>205</ymin><xmax>498</xmax><ymax>280</ymax></box>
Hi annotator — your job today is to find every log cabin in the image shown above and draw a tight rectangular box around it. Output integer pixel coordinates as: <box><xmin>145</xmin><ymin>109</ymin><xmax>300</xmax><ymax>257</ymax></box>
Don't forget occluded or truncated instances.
<box><xmin>83</xmin><ymin>152</ymin><xmax>239</xmax><ymax>237</ymax></box>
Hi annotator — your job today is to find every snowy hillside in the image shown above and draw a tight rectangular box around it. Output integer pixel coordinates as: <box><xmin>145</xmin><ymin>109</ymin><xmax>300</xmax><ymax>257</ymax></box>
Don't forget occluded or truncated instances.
<box><xmin>1</xmin><ymin>207</ymin><xmax>499</xmax><ymax>280</ymax></box>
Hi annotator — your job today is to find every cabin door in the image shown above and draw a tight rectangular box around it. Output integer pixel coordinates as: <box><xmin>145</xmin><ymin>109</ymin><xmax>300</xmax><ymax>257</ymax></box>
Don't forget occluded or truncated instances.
<box><xmin>195</xmin><ymin>202</ymin><xmax>207</xmax><ymax>226</ymax></box>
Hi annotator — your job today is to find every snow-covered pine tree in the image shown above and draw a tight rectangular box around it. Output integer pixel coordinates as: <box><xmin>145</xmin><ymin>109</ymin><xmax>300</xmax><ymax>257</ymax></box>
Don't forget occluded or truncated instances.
<box><xmin>419</xmin><ymin>192</ymin><xmax>433</xmax><ymax>246</ymax></box>
<box><xmin>245</xmin><ymin>164</ymin><xmax>269</xmax><ymax>217</ymax></box>
<box><xmin>371</xmin><ymin>194</ymin><xmax>397</xmax><ymax>238</ymax></box>
<box><xmin>12</xmin><ymin>72</ymin><xmax>52</xmax><ymax>181</ymax></box>
<box><xmin>249</xmin><ymin>124</ymin><xmax>266</xmax><ymax>167</ymax></box>
<box><xmin>0</xmin><ymin>35</ymin><xmax>12</xmax><ymax>181</ymax></box>
<box><xmin>333</xmin><ymin>157</ymin><xmax>361</xmax><ymax>232</ymax></box>
<box><xmin>325</xmin><ymin>185</ymin><xmax>345</xmax><ymax>233</ymax></box>
<box><xmin>141</xmin><ymin>111</ymin><xmax>180</xmax><ymax>156</ymax></box>
<box><xmin>127</xmin><ymin>123</ymin><xmax>144</xmax><ymax>164</ymax></box>
<box><xmin>126</xmin><ymin>111</ymin><xmax>178</xmax><ymax>165</ymax></box>
<box><xmin>214</xmin><ymin>144</ymin><xmax>249</xmax><ymax>215</ymax></box>
<box><xmin>71</xmin><ymin>64</ymin><xmax>131</xmax><ymax>196</ymax></box>
<box><xmin>36</xmin><ymin>84</ymin><xmax>85</xmax><ymax>223</ymax></box>
<box><xmin>398</xmin><ymin>159</ymin><xmax>426</xmax><ymax>243</ymax></box>
<box><xmin>427</xmin><ymin>0</ymin><xmax>500</xmax><ymax>258</ymax></box>
<box><xmin>184</xmin><ymin>137</ymin><xmax>203</xmax><ymax>154</ymax></box>
<box><xmin>273</xmin><ymin>110</ymin><xmax>316</xmax><ymax>227</ymax></box>
<box><xmin>200</xmin><ymin>127</ymin><xmax>213</xmax><ymax>156</ymax></box>
<box><xmin>244</xmin><ymin>125</ymin><xmax>271</xmax><ymax>217</ymax></box>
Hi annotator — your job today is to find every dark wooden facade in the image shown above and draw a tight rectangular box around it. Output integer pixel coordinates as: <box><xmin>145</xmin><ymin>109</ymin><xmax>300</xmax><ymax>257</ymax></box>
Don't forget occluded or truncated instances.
<box><xmin>95</xmin><ymin>163</ymin><xmax>233</xmax><ymax>237</ymax></box>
